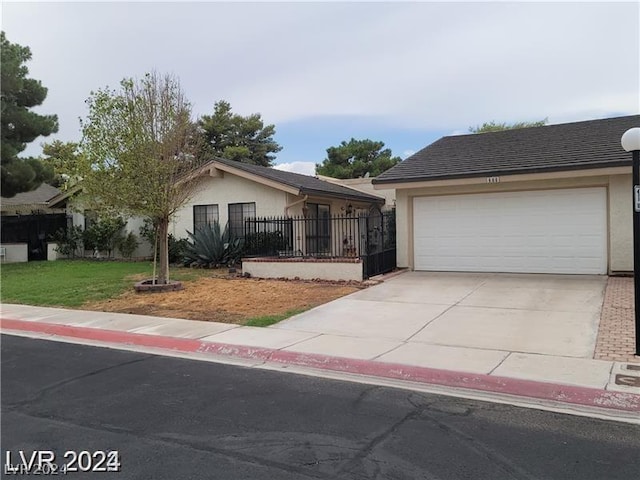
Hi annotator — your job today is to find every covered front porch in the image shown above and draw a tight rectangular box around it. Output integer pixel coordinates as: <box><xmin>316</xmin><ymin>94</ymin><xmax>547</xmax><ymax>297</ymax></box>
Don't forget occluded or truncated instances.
<box><xmin>241</xmin><ymin>210</ymin><xmax>396</xmax><ymax>281</ymax></box>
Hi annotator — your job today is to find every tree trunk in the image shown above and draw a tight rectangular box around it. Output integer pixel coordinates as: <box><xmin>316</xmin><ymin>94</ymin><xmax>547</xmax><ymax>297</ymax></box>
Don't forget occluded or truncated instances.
<box><xmin>157</xmin><ymin>216</ymin><xmax>170</xmax><ymax>284</ymax></box>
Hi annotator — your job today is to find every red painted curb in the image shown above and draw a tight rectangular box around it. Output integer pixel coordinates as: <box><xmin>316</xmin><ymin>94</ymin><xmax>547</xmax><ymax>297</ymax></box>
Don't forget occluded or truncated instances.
<box><xmin>2</xmin><ymin>317</ymin><xmax>640</xmax><ymax>413</ymax></box>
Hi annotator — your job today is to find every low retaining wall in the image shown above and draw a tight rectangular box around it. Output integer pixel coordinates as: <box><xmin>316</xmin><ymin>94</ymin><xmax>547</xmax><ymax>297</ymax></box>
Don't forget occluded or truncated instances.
<box><xmin>0</xmin><ymin>243</ymin><xmax>28</xmax><ymax>263</ymax></box>
<box><xmin>47</xmin><ymin>242</ymin><xmax>60</xmax><ymax>261</ymax></box>
<box><xmin>242</xmin><ymin>257</ymin><xmax>363</xmax><ymax>282</ymax></box>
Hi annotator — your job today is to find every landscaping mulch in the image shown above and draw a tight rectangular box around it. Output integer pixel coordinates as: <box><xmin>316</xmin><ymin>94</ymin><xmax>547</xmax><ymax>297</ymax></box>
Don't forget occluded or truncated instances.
<box><xmin>86</xmin><ymin>275</ymin><xmax>362</xmax><ymax>324</ymax></box>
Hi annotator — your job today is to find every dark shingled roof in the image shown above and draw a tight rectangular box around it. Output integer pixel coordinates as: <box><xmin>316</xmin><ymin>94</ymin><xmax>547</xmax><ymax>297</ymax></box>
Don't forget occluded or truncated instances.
<box><xmin>373</xmin><ymin>115</ymin><xmax>640</xmax><ymax>185</ymax></box>
<box><xmin>1</xmin><ymin>183</ymin><xmax>61</xmax><ymax>206</ymax></box>
<box><xmin>211</xmin><ymin>157</ymin><xmax>384</xmax><ymax>204</ymax></box>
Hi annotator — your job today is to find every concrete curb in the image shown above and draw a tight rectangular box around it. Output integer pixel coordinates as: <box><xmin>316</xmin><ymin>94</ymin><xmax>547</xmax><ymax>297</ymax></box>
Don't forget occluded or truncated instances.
<box><xmin>3</xmin><ymin>317</ymin><xmax>640</xmax><ymax>413</ymax></box>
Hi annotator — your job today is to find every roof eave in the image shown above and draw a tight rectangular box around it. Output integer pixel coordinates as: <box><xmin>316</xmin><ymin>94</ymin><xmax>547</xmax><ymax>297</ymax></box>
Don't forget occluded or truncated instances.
<box><xmin>301</xmin><ymin>187</ymin><xmax>384</xmax><ymax>204</ymax></box>
<box><xmin>372</xmin><ymin>160</ymin><xmax>632</xmax><ymax>185</ymax></box>
<box><xmin>47</xmin><ymin>184</ymin><xmax>83</xmax><ymax>207</ymax></box>
<box><xmin>202</xmin><ymin>158</ymin><xmax>383</xmax><ymax>203</ymax></box>
<box><xmin>209</xmin><ymin>160</ymin><xmax>302</xmax><ymax>196</ymax></box>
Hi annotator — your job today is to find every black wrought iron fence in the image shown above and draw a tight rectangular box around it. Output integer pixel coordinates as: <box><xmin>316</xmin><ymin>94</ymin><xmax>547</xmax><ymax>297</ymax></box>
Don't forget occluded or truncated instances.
<box><xmin>243</xmin><ymin>210</ymin><xmax>396</xmax><ymax>278</ymax></box>
<box><xmin>243</xmin><ymin>213</ymin><xmax>362</xmax><ymax>258</ymax></box>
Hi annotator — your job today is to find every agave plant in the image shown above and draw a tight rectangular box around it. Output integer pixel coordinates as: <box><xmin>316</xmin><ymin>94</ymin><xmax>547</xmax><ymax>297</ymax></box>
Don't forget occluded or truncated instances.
<box><xmin>183</xmin><ymin>222</ymin><xmax>243</xmax><ymax>268</ymax></box>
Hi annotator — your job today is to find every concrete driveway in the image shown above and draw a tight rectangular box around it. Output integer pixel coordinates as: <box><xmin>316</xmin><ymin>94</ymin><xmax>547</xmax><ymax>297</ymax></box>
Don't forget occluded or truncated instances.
<box><xmin>274</xmin><ymin>272</ymin><xmax>607</xmax><ymax>360</ymax></box>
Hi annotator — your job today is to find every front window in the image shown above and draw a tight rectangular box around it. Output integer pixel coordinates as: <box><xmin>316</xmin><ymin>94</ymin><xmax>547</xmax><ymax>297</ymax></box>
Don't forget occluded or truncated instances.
<box><xmin>193</xmin><ymin>204</ymin><xmax>219</xmax><ymax>231</ymax></box>
<box><xmin>228</xmin><ymin>202</ymin><xmax>256</xmax><ymax>239</ymax></box>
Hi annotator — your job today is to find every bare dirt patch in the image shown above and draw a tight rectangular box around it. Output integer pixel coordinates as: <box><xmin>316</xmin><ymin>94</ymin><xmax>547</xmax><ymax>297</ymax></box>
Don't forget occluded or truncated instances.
<box><xmin>86</xmin><ymin>275</ymin><xmax>361</xmax><ymax>324</ymax></box>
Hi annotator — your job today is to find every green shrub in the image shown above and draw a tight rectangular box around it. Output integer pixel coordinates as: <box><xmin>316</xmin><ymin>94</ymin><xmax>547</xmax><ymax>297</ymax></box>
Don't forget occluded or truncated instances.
<box><xmin>243</xmin><ymin>230</ymin><xmax>289</xmax><ymax>256</ymax></box>
<box><xmin>169</xmin><ymin>235</ymin><xmax>190</xmax><ymax>264</ymax></box>
<box><xmin>83</xmin><ymin>216</ymin><xmax>126</xmax><ymax>258</ymax></box>
<box><xmin>184</xmin><ymin>222</ymin><xmax>243</xmax><ymax>268</ymax></box>
<box><xmin>140</xmin><ymin>218</ymin><xmax>188</xmax><ymax>263</ymax></box>
<box><xmin>117</xmin><ymin>232</ymin><xmax>139</xmax><ymax>259</ymax></box>
<box><xmin>50</xmin><ymin>225</ymin><xmax>84</xmax><ymax>258</ymax></box>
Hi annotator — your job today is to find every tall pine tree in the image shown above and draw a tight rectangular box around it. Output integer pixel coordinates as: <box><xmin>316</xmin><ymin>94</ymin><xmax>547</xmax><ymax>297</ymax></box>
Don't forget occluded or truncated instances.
<box><xmin>199</xmin><ymin>100</ymin><xmax>281</xmax><ymax>167</ymax></box>
<box><xmin>1</xmin><ymin>32</ymin><xmax>58</xmax><ymax>197</ymax></box>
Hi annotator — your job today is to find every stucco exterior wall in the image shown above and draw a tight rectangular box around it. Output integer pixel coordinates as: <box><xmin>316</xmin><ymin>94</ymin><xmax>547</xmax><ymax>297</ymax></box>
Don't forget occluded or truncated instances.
<box><xmin>47</xmin><ymin>242</ymin><xmax>60</xmax><ymax>260</ymax></box>
<box><xmin>0</xmin><ymin>243</ymin><xmax>28</xmax><ymax>263</ymax></box>
<box><xmin>395</xmin><ymin>173</ymin><xmax>633</xmax><ymax>273</ymax></box>
<box><xmin>66</xmin><ymin>210</ymin><xmax>152</xmax><ymax>259</ymax></box>
<box><xmin>243</xmin><ymin>259</ymin><xmax>363</xmax><ymax>281</ymax></box>
<box><xmin>609</xmin><ymin>174</ymin><xmax>633</xmax><ymax>272</ymax></box>
<box><xmin>317</xmin><ymin>176</ymin><xmax>394</xmax><ymax>209</ymax></box>
<box><xmin>125</xmin><ymin>216</ymin><xmax>153</xmax><ymax>258</ymax></box>
<box><xmin>171</xmin><ymin>173</ymin><xmax>289</xmax><ymax>239</ymax></box>
<box><xmin>170</xmin><ymin>173</ymin><xmax>378</xmax><ymax>261</ymax></box>
<box><xmin>395</xmin><ymin>188</ymin><xmax>411</xmax><ymax>268</ymax></box>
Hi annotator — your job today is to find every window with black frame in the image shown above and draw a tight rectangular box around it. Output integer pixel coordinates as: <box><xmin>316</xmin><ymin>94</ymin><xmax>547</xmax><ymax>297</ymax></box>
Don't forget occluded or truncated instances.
<box><xmin>193</xmin><ymin>204</ymin><xmax>219</xmax><ymax>231</ymax></box>
<box><xmin>228</xmin><ymin>202</ymin><xmax>256</xmax><ymax>239</ymax></box>
<box><xmin>306</xmin><ymin>203</ymin><xmax>331</xmax><ymax>255</ymax></box>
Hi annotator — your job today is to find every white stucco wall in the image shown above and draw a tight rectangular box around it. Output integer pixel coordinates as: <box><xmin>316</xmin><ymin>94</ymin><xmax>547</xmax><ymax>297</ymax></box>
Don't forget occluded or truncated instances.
<box><xmin>395</xmin><ymin>172</ymin><xmax>633</xmax><ymax>273</ymax></box>
<box><xmin>0</xmin><ymin>243</ymin><xmax>28</xmax><ymax>263</ymax></box>
<box><xmin>47</xmin><ymin>242</ymin><xmax>60</xmax><ymax>260</ymax></box>
<box><xmin>243</xmin><ymin>259</ymin><xmax>363</xmax><ymax>281</ymax></box>
<box><xmin>124</xmin><ymin>216</ymin><xmax>153</xmax><ymax>258</ymax></box>
<box><xmin>171</xmin><ymin>173</ymin><xmax>290</xmax><ymax>239</ymax></box>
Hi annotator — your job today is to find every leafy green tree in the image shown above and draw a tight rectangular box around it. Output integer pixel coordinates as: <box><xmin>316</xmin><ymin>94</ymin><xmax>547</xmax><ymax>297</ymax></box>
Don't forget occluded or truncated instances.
<box><xmin>469</xmin><ymin>118</ymin><xmax>548</xmax><ymax>133</ymax></box>
<box><xmin>199</xmin><ymin>100</ymin><xmax>281</xmax><ymax>167</ymax></box>
<box><xmin>80</xmin><ymin>72</ymin><xmax>205</xmax><ymax>283</ymax></box>
<box><xmin>1</xmin><ymin>32</ymin><xmax>58</xmax><ymax>197</ymax></box>
<box><xmin>315</xmin><ymin>138</ymin><xmax>401</xmax><ymax>179</ymax></box>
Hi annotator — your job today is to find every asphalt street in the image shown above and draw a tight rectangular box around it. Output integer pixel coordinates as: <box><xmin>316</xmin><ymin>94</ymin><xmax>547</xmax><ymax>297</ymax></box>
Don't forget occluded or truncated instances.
<box><xmin>2</xmin><ymin>334</ymin><xmax>639</xmax><ymax>480</ymax></box>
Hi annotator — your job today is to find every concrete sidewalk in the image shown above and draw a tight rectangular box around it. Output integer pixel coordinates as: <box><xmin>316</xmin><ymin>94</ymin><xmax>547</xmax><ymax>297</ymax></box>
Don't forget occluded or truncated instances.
<box><xmin>2</xmin><ymin>291</ymin><xmax>640</xmax><ymax>419</ymax></box>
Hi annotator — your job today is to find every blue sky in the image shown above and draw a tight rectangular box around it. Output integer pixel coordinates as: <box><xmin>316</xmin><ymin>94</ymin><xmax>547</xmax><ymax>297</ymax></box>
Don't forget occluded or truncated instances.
<box><xmin>2</xmin><ymin>1</ymin><xmax>639</xmax><ymax>176</ymax></box>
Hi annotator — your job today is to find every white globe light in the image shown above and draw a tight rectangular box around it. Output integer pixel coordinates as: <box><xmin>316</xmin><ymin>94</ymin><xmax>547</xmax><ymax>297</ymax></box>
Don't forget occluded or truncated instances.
<box><xmin>621</xmin><ymin>127</ymin><xmax>640</xmax><ymax>152</ymax></box>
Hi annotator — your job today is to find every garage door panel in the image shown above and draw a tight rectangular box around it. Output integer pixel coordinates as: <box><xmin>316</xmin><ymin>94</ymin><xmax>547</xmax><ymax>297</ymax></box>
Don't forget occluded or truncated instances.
<box><xmin>413</xmin><ymin>188</ymin><xmax>607</xmax><ymax>274</ymax></box>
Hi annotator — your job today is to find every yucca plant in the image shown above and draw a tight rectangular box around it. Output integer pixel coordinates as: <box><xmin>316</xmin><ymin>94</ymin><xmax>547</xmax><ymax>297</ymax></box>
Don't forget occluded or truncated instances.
<box><xmin>183</xmin><ymin>222</ymin><xmax>243</xmax><ymax>268</ymax></box>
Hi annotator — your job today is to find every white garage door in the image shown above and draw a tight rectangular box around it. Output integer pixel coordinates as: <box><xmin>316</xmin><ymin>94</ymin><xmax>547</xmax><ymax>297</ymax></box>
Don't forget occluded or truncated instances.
<box><xmin>413</xmin><ymin>188</ymin><xmax>607</xmax><ymax>274</ymax></box>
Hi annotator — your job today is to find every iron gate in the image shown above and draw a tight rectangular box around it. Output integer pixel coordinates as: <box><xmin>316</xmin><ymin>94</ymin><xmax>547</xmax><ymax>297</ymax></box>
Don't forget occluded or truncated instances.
<box><xmin>360</xmin><ymin>209</ymin><xmax>396</xmax><ymax>278</ymax></box>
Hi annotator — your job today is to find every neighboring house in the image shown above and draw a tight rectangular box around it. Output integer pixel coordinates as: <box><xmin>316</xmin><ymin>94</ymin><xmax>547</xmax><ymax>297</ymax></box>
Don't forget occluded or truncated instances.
<box><xmin>1</xmin><ymin>184</ymin><xmax>72</xmax><ymax>262</ymax></box>
<box><xmin>1</xmin><ymin>183</ymin><xmax>151</xmax><ymax>262</ymax></box>
<box><xmin>317</xmin><ymin>175</ymin><xmax>396</xmax><ymax>210</ymax></box>
<box><xmin>172</xmin><ymin>157</ymin><xmax>385</xmax><ymax>241</ymax></box>
<box><xmin>372</xmin><ymin>115</ymin><xmax>640</xmax><ymax>275</ymax></box>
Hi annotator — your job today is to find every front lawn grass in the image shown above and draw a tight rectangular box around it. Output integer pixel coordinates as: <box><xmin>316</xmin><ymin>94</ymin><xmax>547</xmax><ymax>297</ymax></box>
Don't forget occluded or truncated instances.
<box><xmin>0</xmin><ymin>260</ymin><xmax>208</xmax><ymax>308</ymax></box>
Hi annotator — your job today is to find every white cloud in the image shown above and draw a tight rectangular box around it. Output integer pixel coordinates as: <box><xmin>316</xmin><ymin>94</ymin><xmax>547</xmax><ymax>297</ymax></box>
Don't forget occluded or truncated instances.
<box><xmin>219</xmin><ymin>2</ymin><xmax>639</xmax><ymax>129</ymax></box>
<box><xmin>273</xmin><ymin>161</ymin><xmax>316</xmax><ymax>176</ymax></box>
<box><xmin>402</xmin><ymin>150</ymin><xmax>416</xmax><ymax>159</ymax></box>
